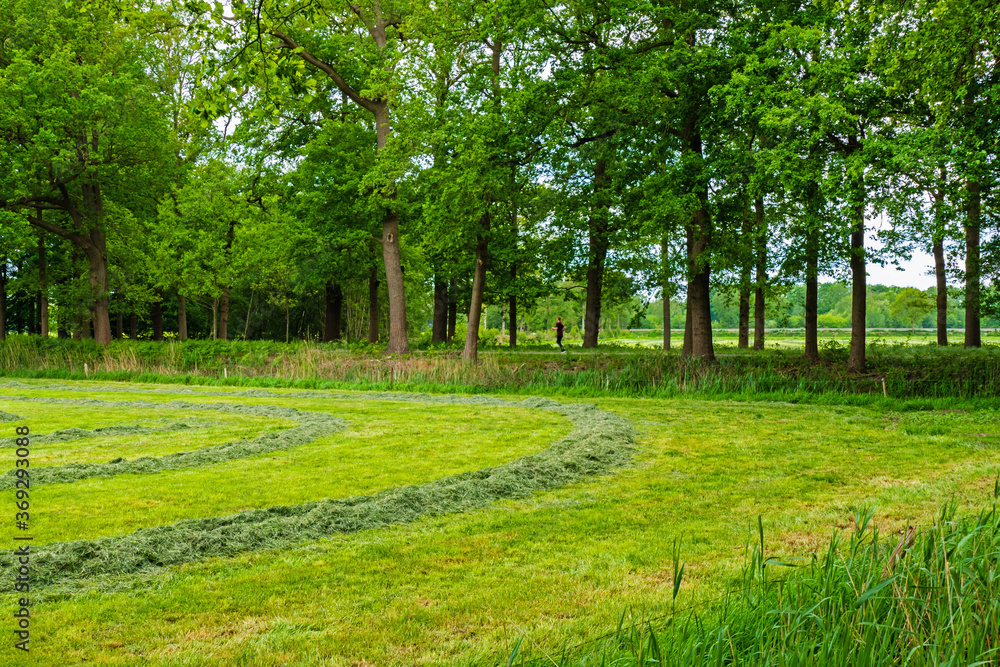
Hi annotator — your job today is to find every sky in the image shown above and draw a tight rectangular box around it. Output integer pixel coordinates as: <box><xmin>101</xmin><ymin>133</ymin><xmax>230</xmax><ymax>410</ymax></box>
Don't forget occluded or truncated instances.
<box><xmin>863</xmin><ymin>249</ymin><xmax>938</xmax><ymax>290</ymax></box>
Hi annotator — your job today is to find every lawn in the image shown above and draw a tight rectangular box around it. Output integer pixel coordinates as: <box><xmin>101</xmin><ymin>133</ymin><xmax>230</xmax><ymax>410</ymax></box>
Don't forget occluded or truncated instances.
<box><xmin>1</xmin><ymin>379</ymin><xmax>997</xmax><ymax>665</ymax></box>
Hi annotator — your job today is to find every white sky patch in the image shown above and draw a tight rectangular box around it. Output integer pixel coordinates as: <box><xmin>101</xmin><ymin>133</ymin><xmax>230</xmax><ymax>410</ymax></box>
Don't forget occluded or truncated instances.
<box><xmin>863</xmin><ymin>249</ymin><xmax>938</xmax><ymax>290</ymax></box>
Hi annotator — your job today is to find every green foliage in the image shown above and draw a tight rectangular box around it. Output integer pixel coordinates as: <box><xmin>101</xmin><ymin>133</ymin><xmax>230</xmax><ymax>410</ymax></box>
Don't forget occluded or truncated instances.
<box><xmin>890</xmin><ymin>287</ymin><xmax>935</xmax><ymax>331</ymax></box>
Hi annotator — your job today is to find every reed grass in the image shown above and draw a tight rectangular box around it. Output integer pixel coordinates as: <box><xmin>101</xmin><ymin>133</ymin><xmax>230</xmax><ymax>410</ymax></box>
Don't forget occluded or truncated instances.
<box><xmin>520</xmin><ymin>488</ymin><xmax>1000</xmax><ymax>666</ymax></box>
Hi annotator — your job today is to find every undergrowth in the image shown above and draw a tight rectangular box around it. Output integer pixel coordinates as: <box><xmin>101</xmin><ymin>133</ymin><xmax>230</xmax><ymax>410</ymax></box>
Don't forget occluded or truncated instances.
<box><xmin>2</xmin><ymin>336</ymin><xmax>1000</xmax><ymax>401</ymax></box>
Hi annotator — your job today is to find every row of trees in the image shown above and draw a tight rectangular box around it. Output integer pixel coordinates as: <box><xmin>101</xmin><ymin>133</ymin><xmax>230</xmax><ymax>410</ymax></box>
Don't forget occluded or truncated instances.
<box><xmin>1</xmin><ymin>0</ymin><xmax>997</xmax><ymax>370</ymax></box>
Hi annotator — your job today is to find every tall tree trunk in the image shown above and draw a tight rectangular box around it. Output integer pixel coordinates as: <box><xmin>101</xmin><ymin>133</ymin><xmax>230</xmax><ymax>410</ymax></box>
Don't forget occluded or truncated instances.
<box><xmin>37</xmin><ymin>228</ymin><xmax>48</xmax><ymax>338</ymax></box>
<box><xmin>130</xmin><ymin>311</ymin><xmax>138</xmax><ymax>340</ymax></box>
<box><xmin>81</xmin><ymin>184</ymin><xmax>111</xmax><ymax>346</ymax></box>
<box><xmin>737</xmin><ymin>282</ymin><xmax>750</xmax><ymax>349</ymax></box>
<box><xmin>847</xmin><ymin>164</ymin><xmax>866</xmax><ymax>373</ymax></box>
<box><xmin>509</xmin><ymin>205</ymin><xmax>519</xmax><ymax>349</ymax></box>
<box><xmin>753</xmin><ymin>196</ymin><xmax>767</xmax><ymax>351</ymax></box>
<box><xmin>737</xmin><ymin>204</ymin><xmax>753</xmax><ymax>350</ymax></box>
<box><xmin>178</xmin><ymin>294</ymin><xmax>188</xmax><ymax>341</ymax></box>
<box><xmin>804</xmin><ymin>219</ymin><xmax>820</xmax><ymax>362</ymax></box>
<box><xmin>663</xmin><ymin>294</ymin><xmax>671</xmax><ymax>350</ymax></box>
<box><xmin>276</xmin><ymin>29</ymin><xmax>408</xmax><ymax>351</ymax></box>
<box><xmin>682</xmin><ymin>222</ymin><xmax>693</xmax><ymax>358</ymax></box>
<box><xmin>0</xmin><ymin>257</ymin><xmax>6</xmax><ymax>340</ymax></box>
<box><xmin>152</xmin><ymin>290</ymin><xmax>164</xmax><ymax>341</ymax></box>
<box><xmin>462</xmin><ymin>217</ymin><xmax>490</xmax><ymax>363</ymax></box>
<box><xmin>583</xmin><ymin>158</ymin><xmax>609</xmax><ymax>349</ymax></box>
<box><xmin>661</xmin><ymin>238</ymin><xmax>671</xmax><ymax>350</ymax></box>
<box><xmin>372</xmin><ymin>106</ymin><xmax>409</xmax><ymax>354</ymax></box>
<box><xmin>681</xmin><ymin>126</ymin><xmax>714</xmax><ymax>360</ymax></box>
<box><xmin>115</xmin><ymin>297</ymin><xmax>123</xmax><ymax>340</ymax></box>
<box><xmin>368</xmin><ymin>267</ymin><xmax>379</xmax><ymax>344</ymax></box>
<box><xmin>218</xmin><ymin>286</ymin><xmax>229</xmax><ymax>341</ymax></box>
<box><xmin>447</xmin><ymin>277</ymin><xmax>457</xmax><ymax>342</ymax></box>
<box><xmin>325</xmin><ymin>280</ymin><xmax>343</xmax><ymax>342</ymax></box>
<box><xmin>964</xmin><ymin>179</ymin><xmax>981</xmax><ymax>348</ymax></box>
<box><xmin>432</xmin><ymin>275</ymin><xmax>448</xmax><ymax>344</ymax></box>
<box><xmin>25</xmin><ymin>185</ymin><xmax>111</xmax><ymax>344</ymax></box>
<box><xmin>932</xmin><ymin>181</ymin><xmax>948</xmax><ymax>346</ymax></box>
<box><xmin>82</xmin><ymin>243</ymin><xmax>108</xmax><ymax>344</ymax></box>
<box><xmin>933</xmin><ymin>239</ymin><xmax>947</xmax><ymax>346</ymax></box>
<box><xmin>684</xmin><ymin>205</ymin><xmax>715</xmax><ymax>360</ymax></box>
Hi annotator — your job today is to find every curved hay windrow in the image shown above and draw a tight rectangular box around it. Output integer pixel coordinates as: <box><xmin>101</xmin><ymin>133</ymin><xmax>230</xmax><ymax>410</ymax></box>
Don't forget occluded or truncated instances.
<box><xmin>0</xmin><ymin>397</ymin><xmax>346</xmax><ymax>490</ymax></box>
<box><xmin>0</xmin><ymin>385</ymin><xmax>635</xmax><ymax>588</ymax></box>
<box><xmin>1</xmin><ymin>421</ymin><xmax>206</xmax><ymax>447</ymax></box>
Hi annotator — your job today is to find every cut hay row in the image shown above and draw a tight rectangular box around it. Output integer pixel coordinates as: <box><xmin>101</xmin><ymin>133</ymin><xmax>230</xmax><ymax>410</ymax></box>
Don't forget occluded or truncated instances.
<box><xmin>0</xmin><ymin>384</ymin><xmax>635</xmax><ymax>591</ymax></box>
<box><xmin>0</xmin><ymin>397</ymin><xmax>346</xmax><ymax>490</ymax></box>
<box><xmin>2</xmin><ymin>420</ymin><xmax>207</xmax><ymax>447</ymax></box>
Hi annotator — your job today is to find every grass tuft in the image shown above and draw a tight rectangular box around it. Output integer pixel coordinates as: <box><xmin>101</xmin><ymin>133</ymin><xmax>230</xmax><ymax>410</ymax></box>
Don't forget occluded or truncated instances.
<box><xmin>524</xmin><ymin>495</ymin><xmax>1000</xmax><ymax>665</ymax></box>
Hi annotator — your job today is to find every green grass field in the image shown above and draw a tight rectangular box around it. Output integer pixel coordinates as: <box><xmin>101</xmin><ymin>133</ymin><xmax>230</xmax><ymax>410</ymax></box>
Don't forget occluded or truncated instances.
<box><xmin>1</xmin><ymin>378</ymin><xmax>998</xmax><ymax>665</ymax></box>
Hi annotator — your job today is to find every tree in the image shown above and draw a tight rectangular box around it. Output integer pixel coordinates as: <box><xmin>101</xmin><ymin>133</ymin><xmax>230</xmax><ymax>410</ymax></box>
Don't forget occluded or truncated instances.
<box><xmin>893</xmin><ymin>0</ymin><xmax>1000</xmax><ymax>348</ymax></box>
<box><xmin>890</xmin><ymin>288</ymin><xmax>933</xmax><ymax>332</ymax></box>
<box><xmin>203</xmin><ymin>0</ymin><xmax>417</xmax><ymax>353</ymax></box>
<box><xmin>0</xmin><ymin>0</ymin><xmax>173</xmax><ymax>345</ymax></box>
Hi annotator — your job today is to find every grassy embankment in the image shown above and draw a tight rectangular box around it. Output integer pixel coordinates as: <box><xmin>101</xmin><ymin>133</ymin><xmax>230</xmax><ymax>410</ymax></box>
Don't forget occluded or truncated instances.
<box><xmin>2</xmin><ymin>334</ymin><xmax>1000</xmax><ymax>402</ymax></box>
<box><xmin>0</xmin><ymin>374</ymin><xmax>997</xmax><ymax>665</ymax></box>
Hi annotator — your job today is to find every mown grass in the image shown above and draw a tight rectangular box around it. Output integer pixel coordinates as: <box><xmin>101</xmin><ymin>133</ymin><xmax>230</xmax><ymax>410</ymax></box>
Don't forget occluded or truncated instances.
<box><xmin>0</xmin><ymin>385</ymin><xmax>570</xmax><ymax>546</ymax></box>
<box><xmin>1</xmin><ymin>380</ymin><xmax>997</xmax><ymax>665</ymax></box>
<box><xmin>0</xmin><ymin>398</ymin><xmax>289</xmax><ymax>467</ymax></box>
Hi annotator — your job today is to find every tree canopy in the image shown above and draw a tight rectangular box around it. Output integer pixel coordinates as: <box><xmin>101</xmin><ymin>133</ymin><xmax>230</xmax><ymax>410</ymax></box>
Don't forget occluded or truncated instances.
<box><xmin>1</xmin><ymin>0</ymin><xmax>996</xmax><ymax>367</ymax></box>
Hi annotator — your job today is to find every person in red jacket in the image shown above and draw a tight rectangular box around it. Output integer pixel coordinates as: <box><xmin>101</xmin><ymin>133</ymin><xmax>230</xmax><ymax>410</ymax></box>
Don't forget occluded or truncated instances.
<box><xmin>552</xmin><ymin>316</ymin><xmax>565</xmax><ymax>352</ymax></box>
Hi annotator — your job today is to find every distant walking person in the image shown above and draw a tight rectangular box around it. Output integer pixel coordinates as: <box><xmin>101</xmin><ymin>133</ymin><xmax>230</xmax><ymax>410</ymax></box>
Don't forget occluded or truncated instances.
<box><xmin>553</xmin><ymin>317</ymin><xmax>566</xmax><ymax>352</ymax></box>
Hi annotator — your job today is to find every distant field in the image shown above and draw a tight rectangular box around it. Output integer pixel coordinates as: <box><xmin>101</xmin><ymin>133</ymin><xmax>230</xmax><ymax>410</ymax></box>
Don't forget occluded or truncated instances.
<box><xmin>600</xmin><ymin>328</ymin><xmax>1000</xmax><ymax>349</ymax></box>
